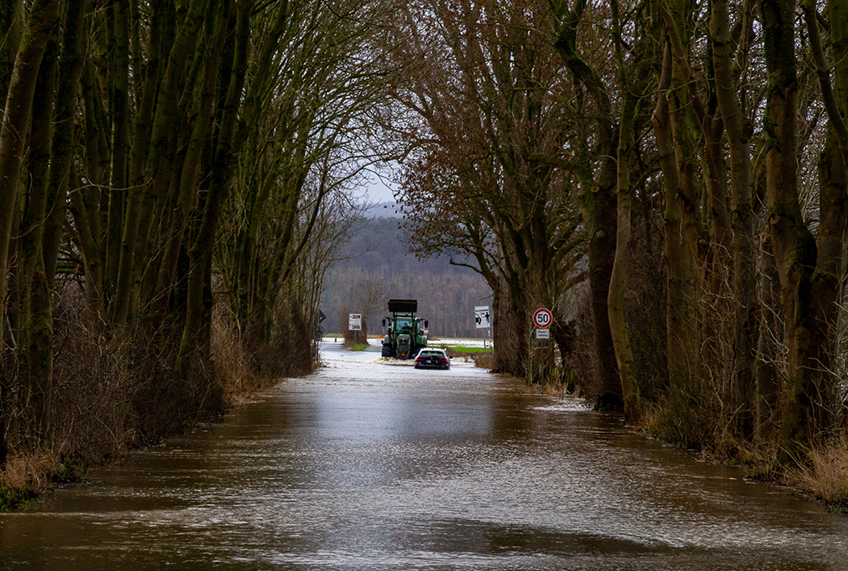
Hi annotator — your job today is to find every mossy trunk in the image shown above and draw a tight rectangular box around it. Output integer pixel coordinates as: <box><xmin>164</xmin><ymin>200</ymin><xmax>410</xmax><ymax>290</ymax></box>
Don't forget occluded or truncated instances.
<box><xmin>552</xmin><ymin>7</ymin><xmax>621</xmax><ymax>409</ymax></box>
<box><xmin>0</xmin><ymin>1</ymin><xmax>22</xmax><ymax>105</ymax></box>
<box><xmin>105</xmin><ymin>0</ymin><xmax>131</xmax><ymax>307</ymax></box>
<box><xmin>755</xmin><ymin>234</ymin><xmax>781</xmax><ymax>441</ymax></box>
<box><xmin>607</xmin><ymin>124</ymin><xmax>640</xmax><ymax>420</ymax></box>
<box><xmin>0</xmin><ymin>0</ymin><xmax>59</xmax><ymax>347</ymax></box>
<box><xmin>0</xmin><ymin>0</ymin><xmax>58</xmax><ymax>466</ymax></box>
<box><xmin>113</xmin><ymin>0</ymin><xmax>209</xmax><ymax>325</ymax></box>
<box><xmin>608</xmin><ymin>0</ymin><xmax>652</xmax><ymax>422</ymax></box>
<box><xmin>18</xmin><ymin>32</ymin><xmax>57</xmax><ymax>442</ymax></box>
<box><xmin>581</xmin><ymin>148</ymin><xmax>621</xmax><ymax>409</ymax></box>
<box><xmin>761</xmin><ymin>0</ymin><xmax>820</xmax><ymax>460</ymax></box>
<box><xmin>180</xmin><ymin>0</ymin><xmax>249</xmax><ymax>366</ymax></box>
<box><xmin>153</xmin><ymin>6</ymin><xmax>224</xmax><ymax>325</ymax></box>
<box><xmin>654</xmin><ymin>46</ymin><xmax>700</xmax><ymax>405</ymax></box>
<box><xmin>711</xmin><ymin>0</ymin><xmax>757</xmax><ymax>438</ymax></box>
<box><xmin>44</xmin><ymin>0</ymin><xmax>85</xmax><ymax>288</ymax></box>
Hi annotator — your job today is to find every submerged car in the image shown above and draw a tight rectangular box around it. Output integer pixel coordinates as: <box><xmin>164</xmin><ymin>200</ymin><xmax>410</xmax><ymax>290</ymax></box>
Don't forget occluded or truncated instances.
<box><xmin>414</xmin><ymin>348</ymin><xmax>450</xmax><ymax>370</ymax></box>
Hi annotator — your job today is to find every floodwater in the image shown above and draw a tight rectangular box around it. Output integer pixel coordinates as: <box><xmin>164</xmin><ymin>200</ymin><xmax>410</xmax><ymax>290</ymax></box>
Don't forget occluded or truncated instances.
<box><xmin>2</xmin><ymin>341</ymin><xmax>847</xmax><ymax>570</ymax></box>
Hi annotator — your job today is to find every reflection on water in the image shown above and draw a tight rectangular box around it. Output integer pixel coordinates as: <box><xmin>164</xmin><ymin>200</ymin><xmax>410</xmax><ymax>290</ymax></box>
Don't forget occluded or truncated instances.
<box><xmin>1</xmin><ymin>343</ymin><xmax>847</xmax><ymax>570</ymax></box>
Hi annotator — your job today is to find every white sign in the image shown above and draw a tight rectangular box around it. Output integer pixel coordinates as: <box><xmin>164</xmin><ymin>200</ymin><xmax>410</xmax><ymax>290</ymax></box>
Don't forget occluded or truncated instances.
<box><xmin>536</xmin><ymin>328</ymin><xmax>550</xmax><ymax>339</ymax></box>
<box><xmin>533</xmin><ymin>308</ymin><xmax>553</xmax><ymax>328</ymax></box>
<box><xmin>474</xmin><ymin>305</ymin><xmax>491</xmax><ymax>329</ymax></box>
<box><xmin>348</xmin><ymin>313</ymin><xmax>362</xmax><ymax>331</ymax></box>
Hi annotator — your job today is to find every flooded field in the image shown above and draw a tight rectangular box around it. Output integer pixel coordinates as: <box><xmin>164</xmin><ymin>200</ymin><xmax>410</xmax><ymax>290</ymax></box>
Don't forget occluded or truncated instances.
<box><xmin>1</xmin><ymin>340</ymin><xmax>846</xmax><ymax>570</ymax></box>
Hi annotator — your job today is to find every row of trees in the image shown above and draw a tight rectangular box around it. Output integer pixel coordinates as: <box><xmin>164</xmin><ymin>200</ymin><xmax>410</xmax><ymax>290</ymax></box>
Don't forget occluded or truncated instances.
<box><xmin>384</xmin><ymin>0</ymin><xmax>848</xmax><ymax>464</ymax></box>
<box><xmin>0</xmin><ymin>0</ymin><xmax>381</xmax><ymax>472</ymax></box>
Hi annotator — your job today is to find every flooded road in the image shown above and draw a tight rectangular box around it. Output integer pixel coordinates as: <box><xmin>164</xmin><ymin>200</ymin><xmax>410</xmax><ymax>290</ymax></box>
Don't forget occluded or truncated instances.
<box><xmin>2</xmin><ymin>341</ymin><xmax>847</xmax><ymax>570</ymax></box>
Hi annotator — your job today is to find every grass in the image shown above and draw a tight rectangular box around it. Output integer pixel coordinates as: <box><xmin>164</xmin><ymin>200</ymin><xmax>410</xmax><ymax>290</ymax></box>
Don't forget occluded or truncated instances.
<box><xmin>0</xmin><ymin>452</ymin><xmax>88</xmax><ymax>511</ymax></box>
<box><xmin>441</xmin><ymin>345</ymin><xmax>488</xmax><ymax>355</ymax></box>
<box><xmin>0</xmin><ymin>486</ymin><xmax>37</xmax><ymax>511</ymax></box>
<box><xmin>784</xmin><ymin>440</ymin><xmax>848</xmax><ymax>510</ymax></box>
<box><xmin>348</xmin><ymin>343</ymin><xmax>370</xmax><ymax>352</ymax></box>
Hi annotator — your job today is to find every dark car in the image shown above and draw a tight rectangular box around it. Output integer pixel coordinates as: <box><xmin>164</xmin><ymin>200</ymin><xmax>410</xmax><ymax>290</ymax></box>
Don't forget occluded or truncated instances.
<box><xmin>414</xmin><ymin>348</ymin><xmax>450</xmax><ymax>370</ymax></box>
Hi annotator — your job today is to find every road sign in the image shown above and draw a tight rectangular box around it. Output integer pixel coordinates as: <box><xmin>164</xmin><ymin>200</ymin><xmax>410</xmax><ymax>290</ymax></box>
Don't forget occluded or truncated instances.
<box><xmin>536</xmin><ymin>328</ymin><xmax>550</xmax><ymax>339</ymax></box>
<box><xmin>474</xmin><ymin>305</ymin><xmax>491</xmax><ymax>329</ymax></box>
<box><xmin>533</xmin><ymin>308</ymin><xmax>552</xmax><ymax>328</ymax></box>
<box><xmin>348</xmin><ymin>313</ymin><xmax>362</xmax><ymax>331</ymax></box>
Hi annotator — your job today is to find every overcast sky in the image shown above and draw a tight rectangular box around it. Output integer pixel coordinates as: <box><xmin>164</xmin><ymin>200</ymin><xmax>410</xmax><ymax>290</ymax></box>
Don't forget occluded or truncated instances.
<box><xmin>365</xmin><ymin>177</ymin><xmax>396</xmax><ymax>204</ymax></box>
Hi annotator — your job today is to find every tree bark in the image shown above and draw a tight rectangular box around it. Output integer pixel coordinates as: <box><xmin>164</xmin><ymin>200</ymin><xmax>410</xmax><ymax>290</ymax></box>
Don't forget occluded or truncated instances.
<box><xmin>44</xmin><ymin>0</ymin><xmax>86</xmax><ymax>287</ymax></box>
<box><xmin>551</xmin><ymin>2</ymin><xmax>622</xmax><ymax>408</ymax></box>
<box><xmin>761</xmin><ymin>0</ymin><xmax>820</xmax><ymax>460</ymax></box>
<box><xmin>608</xmin><ymin>112</ymin><xmax>640</xmax><ymax>420</ymax></box>
<box><xmin>585</xmin><ymin>158</ymin><xmax>621</xmax><ymax>409</ymax></box>
<box><xmin>17</xmin><ymin>31</ymin><xmax>57</xmax><ymax>441</ymax></box>
<box><xmin>711</xmin><ymin>0</ymin><xmax>757</xmax><ymax>437</ymax></box>
<box><xmin>607</xmin><ymin>0</ymin><xmax>653</xmax><ymax>421</ymax></box>
<box><xmin>0</xmin><ymin>0</ymin><xmax>59</xmax><ymax>347</ymax></box>
<box><xmin>0</xmin><ymin>1</ymin><xmax>22</xmax><ymax>104</ymax></box>
<box><xmin>113</xmin><ymin>0</ymin><xmax>209</xmax><ymax>324</ymax></box>
<box><xmin>654</xmin><ymin>44</ymin><xmax>700</xmax><ymax>405</ymax></box>
<box><xmin>152</xmin><ymin>6</ymin><xmax>225</xmax><ymax>325</ymax></box>
<box><xmin>105</xmin><ymin>0</ymin><xmax>131</xmax><ymax>305</ymax></box>
<box><xmin>755</xmin><ymin>233</ymin><xmax>781</xmax><ymax>441</ymax></box>
<box><xmin>180</xmin><ymin>0</ymin><xmax>250</xmax><ymax>364</ymax></box>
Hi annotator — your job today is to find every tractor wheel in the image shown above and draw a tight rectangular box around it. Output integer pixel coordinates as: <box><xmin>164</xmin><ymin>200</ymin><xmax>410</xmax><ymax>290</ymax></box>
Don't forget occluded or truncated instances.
<box><xmin>381</xmin><ymin>344</ymin><xmax>392</xmax><ymax>357</ymax></box>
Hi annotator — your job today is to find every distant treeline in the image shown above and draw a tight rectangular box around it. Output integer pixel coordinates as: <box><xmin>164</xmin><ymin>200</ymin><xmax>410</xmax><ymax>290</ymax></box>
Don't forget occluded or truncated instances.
<box><xmin>322</xmin><ymin>218</ymin><xmax>491</xmax><ymax>339</ymax></box>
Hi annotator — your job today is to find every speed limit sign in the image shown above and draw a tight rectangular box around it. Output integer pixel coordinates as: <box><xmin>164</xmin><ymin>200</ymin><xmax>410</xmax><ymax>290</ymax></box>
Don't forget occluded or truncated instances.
<box><xmin>533</xmin><ymin>308</ymin><xmax>552</xmax><ymax>328</ymax></box>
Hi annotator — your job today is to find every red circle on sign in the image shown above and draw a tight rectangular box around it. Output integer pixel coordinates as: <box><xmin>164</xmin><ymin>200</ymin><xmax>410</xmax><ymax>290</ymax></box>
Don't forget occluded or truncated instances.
<box><xmin>533</xmin><ymin>308</ymin><xmax>552</xmax><ymax>328</ymax></box>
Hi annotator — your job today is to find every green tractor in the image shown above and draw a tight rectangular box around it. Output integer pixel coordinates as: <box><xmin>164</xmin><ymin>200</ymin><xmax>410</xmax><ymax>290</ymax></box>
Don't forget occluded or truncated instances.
<box><xmin>381</xmin><ymin>299</ymin><xmax>428</xmax><ymax>358</ymax></box>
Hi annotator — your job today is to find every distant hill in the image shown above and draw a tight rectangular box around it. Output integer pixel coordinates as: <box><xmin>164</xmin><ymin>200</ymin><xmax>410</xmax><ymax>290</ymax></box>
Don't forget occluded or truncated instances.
<box><xmin>322</xmin><ymin>217</ymin><xmax>492</xmax><ymax>338</ymax></box>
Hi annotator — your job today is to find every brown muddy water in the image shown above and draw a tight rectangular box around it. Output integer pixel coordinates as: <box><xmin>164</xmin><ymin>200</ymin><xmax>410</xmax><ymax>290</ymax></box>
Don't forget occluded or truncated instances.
<box><xmin>1</xmin><ymin>340</ymin><xmax>847</xmax><ymax>570</ymax></box>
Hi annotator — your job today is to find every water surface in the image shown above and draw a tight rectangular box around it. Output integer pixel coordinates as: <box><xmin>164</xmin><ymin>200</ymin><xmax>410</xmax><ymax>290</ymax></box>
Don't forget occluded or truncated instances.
<box><xmin>1</xmin><ymin>341</ymin><xmax>846</xmax><ymax>570</ymax></box>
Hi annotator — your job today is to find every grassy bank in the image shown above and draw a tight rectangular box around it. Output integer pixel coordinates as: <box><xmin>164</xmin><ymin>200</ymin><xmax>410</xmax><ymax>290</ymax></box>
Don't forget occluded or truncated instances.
<box><xmin>781</xmin><ymin>442</ymin><xmax>848</xmax><ymax>511</ymax></box>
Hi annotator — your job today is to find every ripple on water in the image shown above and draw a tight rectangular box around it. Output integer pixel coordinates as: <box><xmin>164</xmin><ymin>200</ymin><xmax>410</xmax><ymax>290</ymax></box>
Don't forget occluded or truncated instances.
<box><xmin>1</xmin><ymin>343</ymin><xmax>847</xmax><ymax>570</ymax></box>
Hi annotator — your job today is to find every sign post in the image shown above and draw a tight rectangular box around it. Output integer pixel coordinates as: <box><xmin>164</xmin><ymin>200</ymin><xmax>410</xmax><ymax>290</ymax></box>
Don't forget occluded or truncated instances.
<box><xmin>533</xmin><ymin>308</ymin><xmax>552</xmax><ymax>339</ymax></box>
<box><xmin>475</xmin><ymin>306</ymin><xmax>491</xmax><ymax>352</ymax></box>
<box><xmin>349</xmin><ymin>313</ymin><xmax>362</xmax><ymax>344</ymax></box>
<box><xmin>532</xmin><ymin>308</ymin><xmax>554</xmax><ymax>381</ymax></box>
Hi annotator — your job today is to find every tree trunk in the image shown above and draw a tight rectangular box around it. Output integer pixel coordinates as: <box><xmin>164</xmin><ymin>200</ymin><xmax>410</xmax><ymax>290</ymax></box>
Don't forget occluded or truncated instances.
<box><xmin>18</xmin><ymin>31</ymin><xmax>57</xmax><ymax>441</ymax></box>
<box><xmin>152</xmin><ymin>6</ymin><xmax>225</xmax><ymax>326</ymax></box>
<box><xmin>711</xmin><ymin>0</ymin><xmax>757</xmax><ymax>438</ymax></box>
<box><xmin>608</xmin><ymin>115</ymin><xmax>640</xmax><ymax>420</ymax></box>
<box><xmin>113</xmin><ymin>0</ymin><xmax>209</xmax><ymax>325</ymax></box>
<box><xmin>801</xmin><ymin>0</ymin><xmax>848</xmax><ymax>432</ymax></box>
<box><xmin>654</xmin><ymin>45</ymin><xmax>700</xmax><ymax>405</ymax></box>
<box><xmin>0</xmin><ymin>1</ymin><xmax>22</xmax><ymax>104</ymax></box>
<box><xmin>44</xmin><ymin>0</ymin><xmax>86</xmax><ymax>287</ymax></box>
<box><xmin>180</xmin><ymin>0</ymin><xmax>249</xmax><ymax>365</ymax></box>
<box><xmin>105</xmin><ymin>0</ymin><xmax>131</xmax><ymax>306</ymax></box>
<box><xmin>552</xmin><ymin>6</ymin><xmax>622</xmax><ymax>409</ymax></box>
<box><xmin>755</xmin><ymin>233</ymin><xmax>781</xmax><ymax>441</ymax></box>
<box><xmin>607</xmin><ymin>0</ymin><xmax>654</xmax><ymax>421</ymax></box>
<box><xmin>120</xmin><ymin>0</ymin><xmax>164</xmax><ymax>316</ymax></box>
<box><xmin>761</xmin><ymin>0</ymin><xmax>820</xmax><ymax>461</ymax></box>
<box><xmin>0</xmin><ymin>0</ymin><xmax>59</xmax><ymax>348</ymax></box>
